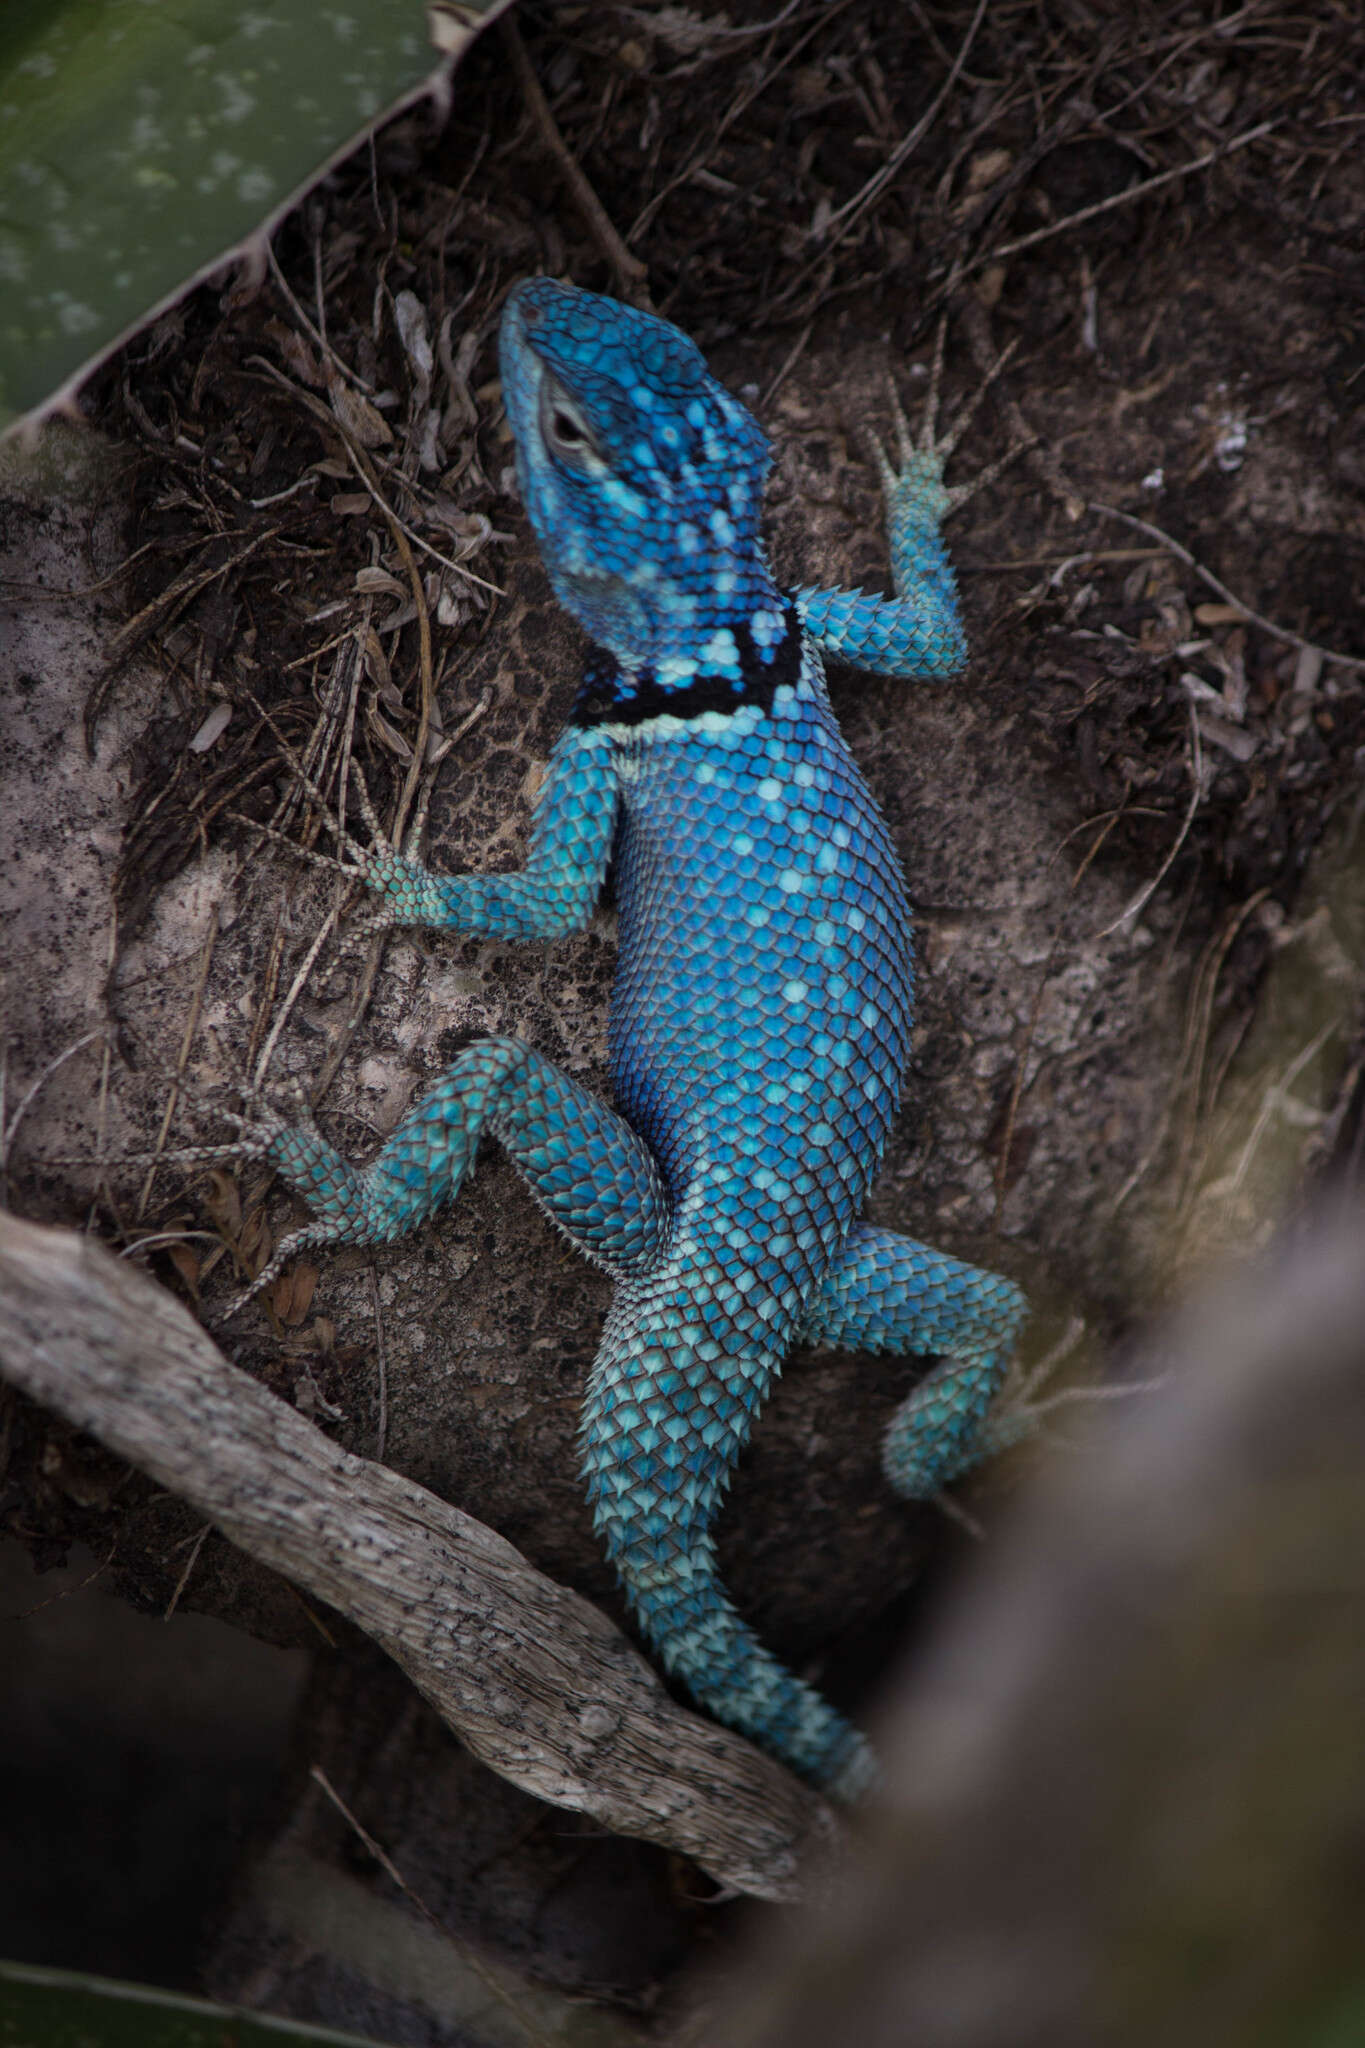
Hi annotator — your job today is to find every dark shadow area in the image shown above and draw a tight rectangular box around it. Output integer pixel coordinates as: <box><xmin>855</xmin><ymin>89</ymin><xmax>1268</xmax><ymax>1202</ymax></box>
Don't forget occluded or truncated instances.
<box><xmin>0</xmin><ymin>1540</ymin><xmax>308</xmax><ymax>1989</ymax></box>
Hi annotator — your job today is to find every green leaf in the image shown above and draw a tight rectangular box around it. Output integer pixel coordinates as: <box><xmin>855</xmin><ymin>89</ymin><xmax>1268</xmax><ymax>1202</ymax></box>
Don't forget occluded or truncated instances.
<box><xmin>0</xmin><ymin>1958</ymin><xmax>401</xmax><ymax>2047</ymax></box>
<box><xmin>0</xmin><ymin>0</ymin><xmax>510</xmax><ymax>435</ymax></box>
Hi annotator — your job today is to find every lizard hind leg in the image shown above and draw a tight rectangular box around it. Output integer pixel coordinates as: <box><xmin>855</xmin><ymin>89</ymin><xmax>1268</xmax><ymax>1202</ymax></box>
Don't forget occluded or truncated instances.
<box><xmin>799</xmin><ymin>1222</ymin><xmax>1029</xmax><ymax>1497</ymax></box>
<box><xmin>581</xmin><ymin>1285</ymin><xmax>877</xmax><ymax>1800</ymax></box>
<box><xmin>258</xmin><ymin>1035</ymin><xmax>672</xmax><ymax>1282</ymax></box>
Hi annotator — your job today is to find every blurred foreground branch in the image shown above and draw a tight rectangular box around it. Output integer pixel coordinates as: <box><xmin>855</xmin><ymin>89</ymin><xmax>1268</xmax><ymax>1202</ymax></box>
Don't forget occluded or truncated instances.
<box><xmin>726</xmin><ymin>1206</ymin><xmax>1365</xmax><ymax>2046</ymax></box>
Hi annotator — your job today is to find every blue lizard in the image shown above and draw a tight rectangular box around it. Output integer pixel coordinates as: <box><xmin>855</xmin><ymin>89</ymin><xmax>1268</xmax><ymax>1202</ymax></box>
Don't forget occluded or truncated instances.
<box><xmin>237</xmin><ymin>280</ymin><xmax>1027</xmax><ymax>1799</ymax></box>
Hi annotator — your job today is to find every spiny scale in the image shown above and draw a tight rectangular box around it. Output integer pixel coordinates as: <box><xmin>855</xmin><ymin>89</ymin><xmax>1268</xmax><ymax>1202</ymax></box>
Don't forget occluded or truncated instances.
<box><xmin>244</xmin><ymin>278</ymin><xmax>1026</xmax><ymax>1798</ymax></box>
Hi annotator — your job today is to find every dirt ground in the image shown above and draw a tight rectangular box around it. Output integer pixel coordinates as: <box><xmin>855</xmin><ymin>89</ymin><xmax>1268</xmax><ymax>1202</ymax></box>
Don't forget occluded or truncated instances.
<box><xmin>3</xmin><ymin>1</ymin><xmax>1364</xmax><ymax>2037</ymax></box>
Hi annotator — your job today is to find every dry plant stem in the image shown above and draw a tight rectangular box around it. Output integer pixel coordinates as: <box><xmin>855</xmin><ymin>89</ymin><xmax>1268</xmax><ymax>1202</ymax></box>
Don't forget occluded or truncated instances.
<box><xmin>0</xmin><ymin>1213</ymin><xmax>828</xmax><ymax>1900</ymax></box>
<box><xmin>499</xmin><ymin>15</ymin><xmax>648</xmax><ymax>303</ymax></box>
<box><xmin>808</xmin><ymin>0</ymin><xmax>989</xmax><ymax>248</ymax></box>
<box><xmin>139</xmin><ymin>908</ymin><xmax>220</xmax><ymax>1219</ymax></box>
<box><xmin>0</xmin><ymin>1031</ymin><xmax>106</xmax><ymax>1188</ymax></box>
<box><xmin>958</xmin><ymin>120</ymin><xmax>1277</xmax><ymax>288</ymax></box>
<box><xmin>374</xmin><ymin>515</ymin><xmax>434</xmax><ymax>848</ymax></box>
<box><xmin>266</xmin><ymin>242</ymin><xmax>377</xmax><ymax>398</ymax></box>
<box><xmin>9</xmin><ymin>1537</ymin><xmax>119</xmax><ymax>1621</ymax></box>
<box><xmin>1090</xmin><ymin>502</ymin><xmax>1365</xmax><ymax>673</ymax></box>
<box><xmin>1095</xmin><ymin>700</ymin><xmax>1205</xmax><ymax>940</ymax></box>
<box><xmin>0</xmin><ymin>533</ymin><xmax>162</xmax><ymax>605</ymax></box>
<box><xmin>164</xmin><ymin>1522</ymin><xmax>211</xmax><ymax>1620</ymax></box>
<box><xmin>253</xmin><ymin>898</ymin><xmax>344</xmax><ymax>1090</ymax></box>
<box><xmin>1176</xmin><ymin>891</ymin><xmax>1273</xmax><ymax>1188</ymax></box>
<box><xmin>309</xmin><ymin>1764</ymin><xmax>559</xmax><ymax>2048</ymax></box>
<box><xmin>628</xmin><ymin>0</ymin><xmax>862</xmax><ymax>248</ymax></box>
<box><xmin>84</xmin><ymin>530</ymin><xmax>281</xmax><ymax>749</ymax></box>
<box><xmin>244</xmin><ymin>354</ymin><xmax>500</xmax><ymax>595</ymax></box>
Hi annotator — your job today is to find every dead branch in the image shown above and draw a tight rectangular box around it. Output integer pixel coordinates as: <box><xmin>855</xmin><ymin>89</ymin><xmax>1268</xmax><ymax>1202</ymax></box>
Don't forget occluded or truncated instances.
<box><xmin>0</xmin><ymin>1212</ymin><xmax>831</xmax><ymax>1902</ymax></box>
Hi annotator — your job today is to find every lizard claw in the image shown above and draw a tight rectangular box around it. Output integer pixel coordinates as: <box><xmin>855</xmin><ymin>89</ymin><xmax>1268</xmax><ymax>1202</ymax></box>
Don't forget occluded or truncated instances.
<box><xmin>137</xmin><ymin>1066</ymin><xmax>336</xmax><ymax>1315</ymax></box>
<box><xmin>232</xmin><ymin>759</ymin><xmax>394</xmax><ymax>898</ymax></box>
<box><xmin>876</xmin><ymin>326</ymin><xmax>1034</xmax><ymax>523</ymax></box>
<box><xmin>973</xmin><ymin>1314</ymin><xmax>1160</xmax><ymax>1464</ymax></box>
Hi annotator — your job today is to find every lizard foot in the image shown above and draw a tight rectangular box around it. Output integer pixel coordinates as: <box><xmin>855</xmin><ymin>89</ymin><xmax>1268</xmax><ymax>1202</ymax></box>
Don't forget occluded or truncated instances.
<box><xmin>871</xmin><ymin>318</ymin><xmax>1034</xmax><ymax>524</ymax></box>
<box><xmin>50</xmin><ymin>1062</ymin><xmax>329</xmax><ymax>1316</ymax></box>
<box><xmin>232</xmin><ymin>752</ymin><xmax>429</xmax><ymax>968</ymax></box>
<box><xmin>972</xmin><ymin>1312</ymin><xmax>1160</xmax><ymax>1465</ymax></box>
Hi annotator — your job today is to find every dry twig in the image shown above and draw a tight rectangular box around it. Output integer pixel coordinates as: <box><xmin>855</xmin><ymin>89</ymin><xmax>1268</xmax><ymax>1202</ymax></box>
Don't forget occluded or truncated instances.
<box><xmin>0</xmin><ymin>1213</ymin><xmax>831</xmax><ymax>1902</ymax></box>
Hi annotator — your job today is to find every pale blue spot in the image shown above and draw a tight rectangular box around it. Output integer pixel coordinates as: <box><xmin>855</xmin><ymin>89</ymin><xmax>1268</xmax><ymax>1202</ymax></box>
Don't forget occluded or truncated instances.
<box><xmin>657</xmin><ymin>654</ymin><xmax>698</xmax><ymax>687</ymax></box>
<box><xmin>603</xmin><ymin>477</ymin><xmax>648</xmax><ymax>520</ymax></box>
<box><xmin>701</xmin><ymin>627</ymin><xmax>740</xmax><ymax>672</ymax></box>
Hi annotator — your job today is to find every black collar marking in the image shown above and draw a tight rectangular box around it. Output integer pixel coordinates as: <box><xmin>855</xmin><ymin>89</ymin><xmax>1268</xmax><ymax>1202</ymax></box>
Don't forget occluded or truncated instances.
<box><xmin>572</xmin><ymin>599</ymin><xmax>803</xmax><ymax>728</ymax></box>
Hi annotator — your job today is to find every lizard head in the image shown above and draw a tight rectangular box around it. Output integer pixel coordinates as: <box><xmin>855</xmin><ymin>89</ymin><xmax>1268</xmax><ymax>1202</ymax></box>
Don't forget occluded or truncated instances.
<box><xmin>500</xmin><ymin>279</ymin><xmax>779</xmax><ymax>676</ymax></box>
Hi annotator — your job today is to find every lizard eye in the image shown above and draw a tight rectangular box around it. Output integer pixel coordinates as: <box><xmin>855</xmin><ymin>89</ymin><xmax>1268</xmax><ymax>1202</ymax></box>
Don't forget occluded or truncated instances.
<box><xmin>538</xmin><ymin>373</ymin><xmax>601</xmax><ymax>472</ymax></box>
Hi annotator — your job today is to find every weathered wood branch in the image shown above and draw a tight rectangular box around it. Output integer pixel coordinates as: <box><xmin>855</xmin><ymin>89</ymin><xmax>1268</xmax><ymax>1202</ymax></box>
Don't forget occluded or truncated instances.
<box><xmin>0</xmin><ymin>1212</ymin><xmax>831</xmax><ymax>1901</ymax></box>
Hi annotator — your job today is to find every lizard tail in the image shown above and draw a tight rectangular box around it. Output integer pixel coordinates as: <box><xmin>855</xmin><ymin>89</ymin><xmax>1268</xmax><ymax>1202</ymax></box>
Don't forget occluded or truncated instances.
<box><xmin>580</xmin><ymin>1299</ymin><xmax>875</xmax><ymax>1799</ymax></box>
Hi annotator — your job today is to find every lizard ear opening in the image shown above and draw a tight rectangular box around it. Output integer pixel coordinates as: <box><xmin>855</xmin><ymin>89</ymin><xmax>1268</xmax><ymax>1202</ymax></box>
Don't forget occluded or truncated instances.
<box><xmin>538</xmin><ymin>372</ymin><xmax>603</xmax><ymax>474</ymax></box>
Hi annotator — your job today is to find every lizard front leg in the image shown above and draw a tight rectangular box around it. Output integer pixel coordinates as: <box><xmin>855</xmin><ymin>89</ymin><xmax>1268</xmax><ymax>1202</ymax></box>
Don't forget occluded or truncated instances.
<box><xmin>794</xmin><ymin>325</ymin><xmax>1026</xmax><ymax>682</ymax></box>
<box><xmin>331</xmin><ymin>720</ymin><xmax>622</xmax><ymax>944</ymax></box>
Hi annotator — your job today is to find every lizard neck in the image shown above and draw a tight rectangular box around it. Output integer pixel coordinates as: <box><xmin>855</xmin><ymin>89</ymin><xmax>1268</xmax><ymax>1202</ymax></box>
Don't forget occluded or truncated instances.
<box><xmin>571</xmin><ymin>596</ymin><xmax>805</xmax><ymax>729</ymax></box>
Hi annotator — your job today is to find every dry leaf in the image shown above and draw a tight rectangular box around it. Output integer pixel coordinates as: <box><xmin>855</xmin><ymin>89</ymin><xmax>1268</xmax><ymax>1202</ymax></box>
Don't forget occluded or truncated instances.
<box><xmin>367</xmin><ymin>699</ymin><xmax>414</xmax><ymax>762</ymax></box>
<box><xmin>363</xmin><ymin>628</ymin><xmax>392</xmax><ymax>689</ymax></box>
<box><xmin>326</xmin><ymin>367</ymin><xmax>393</xmax><ymax>449</ymax></box>
<box><xmin>264</xmin><ymin>317</ymin><xmax>322</xmax><ymax>388</ymax></box>
<box><xmin>354</xmin><ymin>567</ymin><xmax>407</xmax><ymax>597</ymax></box>
<box><xmin>239</xmin><ymin>1205</ymin><xmax>272</xmax><ymax>1276</ymax></box>
<box><xmin>204</xmin><ymin>1169</ymin><xmax>242</xmax><ymax>1240</ymax></box>
<box><xmin>165</xmin><ymin>1242</ymin><xmax>201</xmax><ymax>1300</ymax></box>
<box><xmin>273</xmin><ymin>1262</ymin><xmax>320</xmax><ymax>1327</ymax></box>
<box><xmin>1194</xmin><ymin>602</ymin><xmax>1247</xmax><ymax>626</ymax></box>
